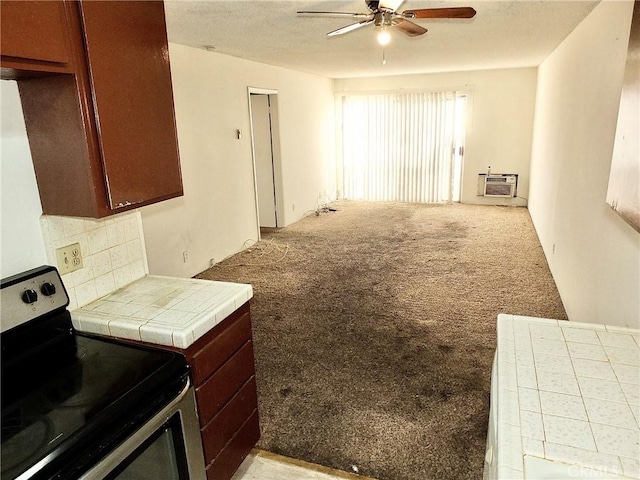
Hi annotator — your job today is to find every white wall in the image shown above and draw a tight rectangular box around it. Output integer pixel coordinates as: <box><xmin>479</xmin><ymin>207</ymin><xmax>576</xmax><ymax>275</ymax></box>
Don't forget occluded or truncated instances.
<box><xmin>0</xmin><ymin>81</ymin><xmax>49</xmax><ymax>278</ymax></box>
<box><xmin>140</xmin><ymin>44</ymin><xmax>336</xmax><ymax>278</ymax></box>
<box><xmin>528</xmin><ymin>0</ymin><xmax>638</xmax><ymax>328</ymax></box>
<box><xmin>334</xmin><ymin>68</ymin><xmax>538</xmax><ymax>206</ymax></box>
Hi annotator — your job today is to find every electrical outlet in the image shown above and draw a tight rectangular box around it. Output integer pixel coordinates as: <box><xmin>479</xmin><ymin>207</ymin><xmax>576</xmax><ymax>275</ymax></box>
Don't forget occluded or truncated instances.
<box><xmin>183</xmin><ymin>250</ymin><xmax>189</xmax><ymax>263</ymax></box>
<box><xmin>56</xmin><ymin>243</ymin><xmax>83</xmax><ymax>275</ymax></box>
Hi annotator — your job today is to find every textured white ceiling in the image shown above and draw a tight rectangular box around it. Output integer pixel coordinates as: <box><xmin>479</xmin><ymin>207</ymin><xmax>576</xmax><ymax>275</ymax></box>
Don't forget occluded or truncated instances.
<box><xmin>164</xmin><ymin>0</ymin><xmax>599</xmax><ymax>78</ymax></box>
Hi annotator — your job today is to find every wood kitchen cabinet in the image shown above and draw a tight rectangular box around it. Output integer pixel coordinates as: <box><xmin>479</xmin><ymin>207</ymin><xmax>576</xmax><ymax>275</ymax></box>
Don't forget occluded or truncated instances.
<box><xmin>164</xmin><ymin>302</ymin><xmax>261</xmax><ymax>480</ymax></box>
<box><xmin>2</xmin><ymin>0</ymin><xmax>183</xmax><ymax>218</ymax></box>
<box><xmin>0</xmin><ymin>1</ymin><xmax>75</xmax><ymax>76</ymax></box>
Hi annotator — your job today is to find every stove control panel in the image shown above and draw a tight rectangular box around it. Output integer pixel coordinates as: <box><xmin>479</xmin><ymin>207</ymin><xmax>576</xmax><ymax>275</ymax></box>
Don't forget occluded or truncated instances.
<box><xmin>1</xmin><ymin>266</ymin><xmax>69</xmax><ymax>333</ymax></box>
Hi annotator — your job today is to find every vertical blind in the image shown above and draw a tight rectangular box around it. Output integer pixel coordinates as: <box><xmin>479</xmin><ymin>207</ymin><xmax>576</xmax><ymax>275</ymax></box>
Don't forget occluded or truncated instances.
<box><xmin>342</xmin><ymin>92</ymin><xmax>465</xmax><ymax>203</ymax></box>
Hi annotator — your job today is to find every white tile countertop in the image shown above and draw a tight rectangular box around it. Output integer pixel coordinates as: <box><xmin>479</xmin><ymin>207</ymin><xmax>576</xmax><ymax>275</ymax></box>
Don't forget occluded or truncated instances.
<box><xmin>71</xmin><ymin>275</ymin><xmax>253</xmax><ymax>349</ymax></box>
<box><xmin>486</xmin><ymin>314</ymin><xmax>640</xmax><ymax>480</ymax></box>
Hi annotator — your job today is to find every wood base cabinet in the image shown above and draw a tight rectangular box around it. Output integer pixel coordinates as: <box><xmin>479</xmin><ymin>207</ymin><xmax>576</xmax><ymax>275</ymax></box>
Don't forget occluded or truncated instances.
<box><xmin>175</xmin><ymin>303</ymin><xmax>261</xmax><ymax>480</ymax></box>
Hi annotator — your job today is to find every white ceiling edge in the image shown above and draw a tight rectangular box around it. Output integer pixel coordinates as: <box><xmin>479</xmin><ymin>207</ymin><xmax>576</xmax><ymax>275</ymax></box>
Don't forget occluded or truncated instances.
<box><xmin>164</xmin><ymin>0</ymin><xmax>600</xmax><ymax>79</ymax></box>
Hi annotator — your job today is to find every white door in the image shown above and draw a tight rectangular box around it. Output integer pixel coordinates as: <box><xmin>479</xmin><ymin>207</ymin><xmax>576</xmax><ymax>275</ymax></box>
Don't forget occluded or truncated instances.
<box><xmin>250</xmin><ymin>94</ymin><xmax>277</xmax><ymax>227</ymax></box>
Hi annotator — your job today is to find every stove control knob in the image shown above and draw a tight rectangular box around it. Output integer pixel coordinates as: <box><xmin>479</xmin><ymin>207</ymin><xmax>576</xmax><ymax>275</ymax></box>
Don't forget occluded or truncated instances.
<box><xmin>40</xmin><ymin>282</ymin><xmax>57</xmax><ymax>297</ymax></box>
<box><xmin>21</xmin><ymin>289</ymin><xmax>38</xmax><ymax>304</ymax></box>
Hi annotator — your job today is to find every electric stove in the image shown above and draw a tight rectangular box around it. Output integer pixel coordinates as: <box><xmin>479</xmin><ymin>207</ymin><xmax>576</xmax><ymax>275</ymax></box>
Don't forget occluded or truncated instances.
<box><xmin>0</xmin><ymin>266</ymin><xmax>203</xmax><ymax>480</ymax></box>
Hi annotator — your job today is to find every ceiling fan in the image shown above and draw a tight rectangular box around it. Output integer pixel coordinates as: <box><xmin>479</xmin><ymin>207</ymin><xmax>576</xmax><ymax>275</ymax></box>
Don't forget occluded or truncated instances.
<box><xmin>297</xmin><ymin>0</ymin><xmax>476</xmax><ymax>45</ymax></box>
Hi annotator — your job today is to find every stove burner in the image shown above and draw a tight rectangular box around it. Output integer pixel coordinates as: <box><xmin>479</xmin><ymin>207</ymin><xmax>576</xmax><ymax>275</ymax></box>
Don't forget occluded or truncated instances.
<box><xmin>1</xmin><ymin>415</ymin><xmax>53</xmax><ymax>474</ymax></box>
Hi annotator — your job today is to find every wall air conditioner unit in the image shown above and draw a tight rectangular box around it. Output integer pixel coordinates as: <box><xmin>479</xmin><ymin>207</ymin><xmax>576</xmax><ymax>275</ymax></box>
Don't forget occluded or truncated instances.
<box><xmin>483</xmin><ymin>174</ymin><xmax>518</xmax><ymax>198</ymax></box>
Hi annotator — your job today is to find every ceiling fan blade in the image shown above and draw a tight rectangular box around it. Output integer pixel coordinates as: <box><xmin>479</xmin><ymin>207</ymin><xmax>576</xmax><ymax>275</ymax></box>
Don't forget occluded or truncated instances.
<box><xmin>393</xmin><ymin>19</ymin><xmax>427</xmax><ymax>37</ymax></box>
<box><xmin>379</xmin><ymin>0</ymin><xmax>404</xmax><ymax>12</ymax></box>
<box><xmin>297</xmin><ymin>10</ymin><xmax>372</xmax><ymax>18</ymax></box>
<box><xmin>327</xmin><ymin>19</ymin><xmax>375</xmax><ymax>37</ymax></box>
<box><xmin>402</xmin><ymin>7</ymin><xmax>476</xmax><ymax>19</ymax></box>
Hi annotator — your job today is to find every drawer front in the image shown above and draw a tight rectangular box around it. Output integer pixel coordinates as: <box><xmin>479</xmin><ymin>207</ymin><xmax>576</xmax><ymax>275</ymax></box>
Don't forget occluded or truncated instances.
<box><xmin>191</xmin><ymin>309</ymin><xmax>252</xmax><ymax>386</ymax></box>
<box><xmin>202</xmin><ymin>376</ymin><xmax>258</xmax><ymax>464</ymax></box>
<box><xmin>196</xmin><ymin>341</ymin><xmax>256</xmax><ymax>425</ymax></box>
<box><xmin>205</xmin><ymin>410</ymin><xmax>260</xmax><ymax>480</ymax></box>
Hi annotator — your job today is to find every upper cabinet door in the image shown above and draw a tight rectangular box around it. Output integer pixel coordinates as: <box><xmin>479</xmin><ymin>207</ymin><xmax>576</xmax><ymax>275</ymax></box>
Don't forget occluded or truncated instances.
<box><xmin>1</xmin><ymin>1</ymin><xmax>73</xmax><ymax>73</ymax></box>
<box><xmin>78</xmin><ymin>0</ymin><xmax>183</xmax><ymax>210</ymax></box>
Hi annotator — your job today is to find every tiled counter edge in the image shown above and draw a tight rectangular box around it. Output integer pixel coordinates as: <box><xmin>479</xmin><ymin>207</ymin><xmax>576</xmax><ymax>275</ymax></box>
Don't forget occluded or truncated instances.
<box><xmin>70</xmin><ymin>275</ymin><xmax>254</xmax><ymax>349</ymax></box>
<box><xmin>494</xmin><ymin>314</ymin><xmax>525</xmax><ymax>479</ymax></box>
<box><xmin>490</xmin><ymin>314</ymin><xmax>640</xmax><ymax>480</ymax></box>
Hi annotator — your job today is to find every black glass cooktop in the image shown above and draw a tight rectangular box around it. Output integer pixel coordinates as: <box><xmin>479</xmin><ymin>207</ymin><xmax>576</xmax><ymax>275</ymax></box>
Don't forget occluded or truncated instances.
<box><xmin>1</xmin><ymin>312</ymin><xmax>189</xmax><ymax>480</ymax></box>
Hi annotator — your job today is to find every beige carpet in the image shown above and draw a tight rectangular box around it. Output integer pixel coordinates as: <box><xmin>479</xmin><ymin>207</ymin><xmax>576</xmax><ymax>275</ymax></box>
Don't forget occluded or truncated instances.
<box><xmin>196</xmin><ymin>201</ymin><xmax>567</xmax><ymax>480</ymax></box>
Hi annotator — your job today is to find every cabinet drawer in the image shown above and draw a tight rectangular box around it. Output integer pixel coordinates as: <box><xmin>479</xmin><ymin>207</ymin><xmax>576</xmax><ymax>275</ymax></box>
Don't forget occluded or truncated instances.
<box><xmin>196</xmin><ymin>341</ymin><xmax>255</xmax><ymax>425</ymax></box>
<box><xmin>206</xmin><ymin>410</ymin><xmax>260</xmax><ymax>480</ymax></box>
<box><xmin>191</xmin><ymin>308</ymin><xmax>252</xmax><ymax>386</ymax></box>
<box><xmin>202</xmin><ymin>376</ymin><xmax>258</xmax><ymax>464</ymax></box>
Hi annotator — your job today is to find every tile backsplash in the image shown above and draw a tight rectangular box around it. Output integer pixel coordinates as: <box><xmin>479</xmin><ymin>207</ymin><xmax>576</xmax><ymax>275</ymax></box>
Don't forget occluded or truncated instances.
<box><xmin>40</xmin><ymin>212</ymin><xmax>148</xmax><ymax>310</ymax></box>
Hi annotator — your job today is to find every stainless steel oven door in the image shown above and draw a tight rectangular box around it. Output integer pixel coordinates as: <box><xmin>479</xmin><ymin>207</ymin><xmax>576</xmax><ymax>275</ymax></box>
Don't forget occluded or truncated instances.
<box><xmin>79</xmin><ymin>380</ymin><xmax>206</xmax><ymax>480</ymax></box>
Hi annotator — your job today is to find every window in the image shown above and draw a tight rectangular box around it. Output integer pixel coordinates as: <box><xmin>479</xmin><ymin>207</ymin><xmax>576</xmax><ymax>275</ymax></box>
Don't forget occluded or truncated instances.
<box><xmin>341</xmin><ymin>92</ymin><xmax>466</xmax><ymax>203</ymax></box>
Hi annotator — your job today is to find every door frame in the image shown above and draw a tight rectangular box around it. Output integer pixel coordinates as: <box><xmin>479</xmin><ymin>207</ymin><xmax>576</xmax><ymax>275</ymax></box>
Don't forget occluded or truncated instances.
<box><xmin>247</xmin><ymin>87</ymin><xmax>284</xmax><ymax>239</ymax></box>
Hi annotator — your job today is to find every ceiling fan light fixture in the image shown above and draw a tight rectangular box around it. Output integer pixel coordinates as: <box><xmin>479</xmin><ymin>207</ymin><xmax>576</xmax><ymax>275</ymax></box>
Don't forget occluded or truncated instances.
<box><xmin>377</xmin><ymin>28</ymin><xmax>391</xmax><ymax>46</ymax></box>
<box><xmin>303</xmin><ymin>1</ymin><xmax>475</xmax><ymax>44</ymax></box>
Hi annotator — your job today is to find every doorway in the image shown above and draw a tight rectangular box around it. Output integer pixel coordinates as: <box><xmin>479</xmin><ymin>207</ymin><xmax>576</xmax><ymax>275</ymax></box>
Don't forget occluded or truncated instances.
<box><xmin>248</xmin><ymin>89</ymin><xmax>283</xmax><ymax>230</ymax></box>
